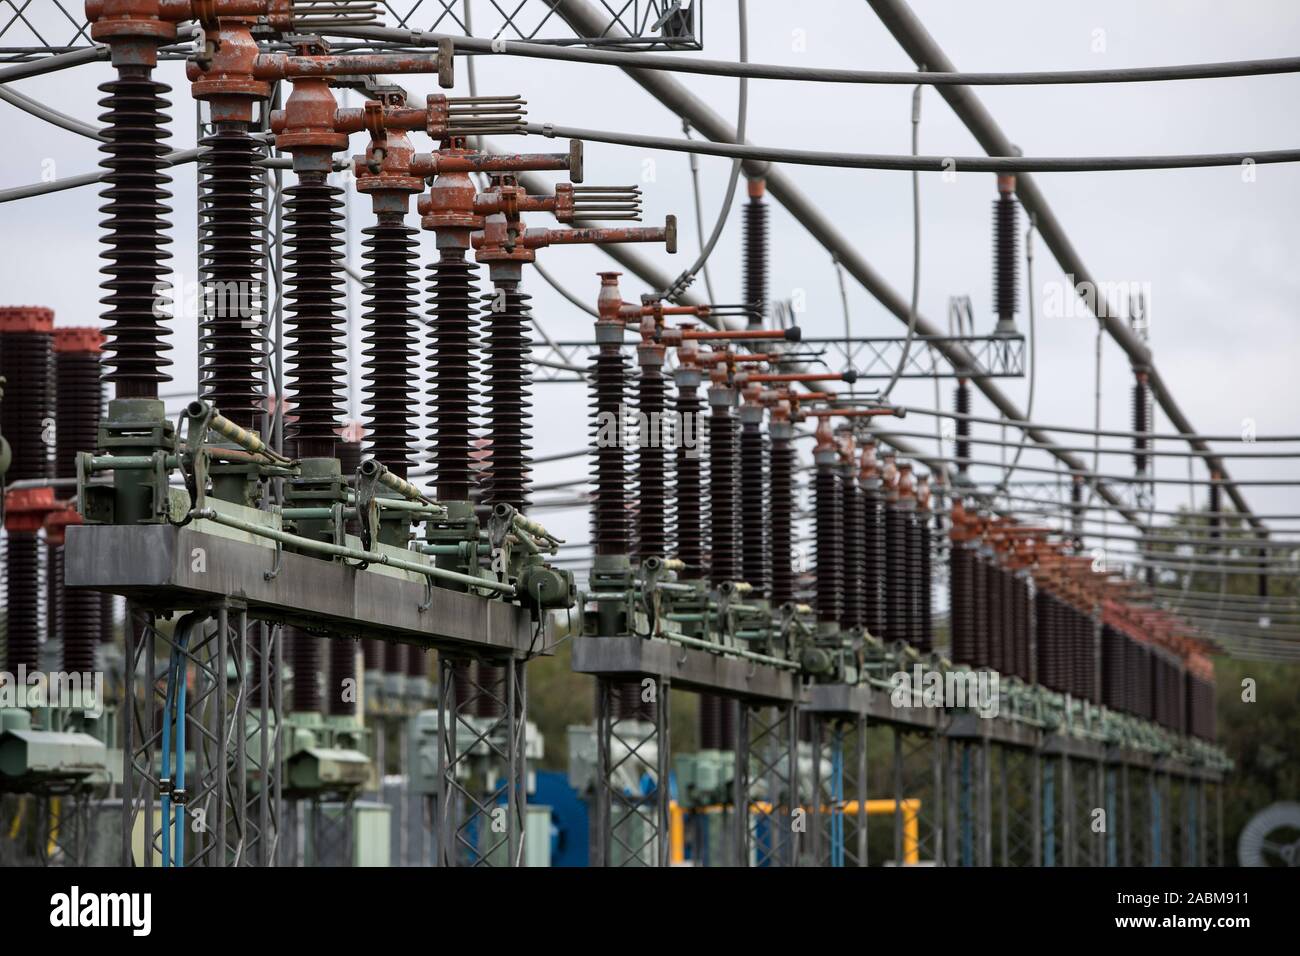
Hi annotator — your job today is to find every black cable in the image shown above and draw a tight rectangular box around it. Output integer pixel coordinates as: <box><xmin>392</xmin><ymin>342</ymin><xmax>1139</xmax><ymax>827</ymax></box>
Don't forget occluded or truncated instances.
<box><xmin>530</xmin><ymin>122</ymin><xmax>1300</xmax><ymax>173</ymax></box>
<box><xmin>322</xmin><ymin>27</ymin><xmax>1300</xmax><ymax>88</ymax></box>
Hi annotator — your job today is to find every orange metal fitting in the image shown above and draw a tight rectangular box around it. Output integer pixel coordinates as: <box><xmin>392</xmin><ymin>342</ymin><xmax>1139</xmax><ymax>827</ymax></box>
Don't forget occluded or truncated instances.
<box><xmin>4</xmin><ymin>486</ymin><xmax>59</xmax><ymax>533</ymax></box>
<box><xmin>0</xmin><ymin>306</ymin><xmax>54</xmax><ymax>334</ymax></box>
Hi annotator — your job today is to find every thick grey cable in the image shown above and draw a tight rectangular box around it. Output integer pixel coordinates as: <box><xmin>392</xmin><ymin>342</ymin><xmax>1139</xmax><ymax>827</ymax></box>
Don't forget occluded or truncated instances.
<box><xmin>0</xmin><ymin>46</ymin><xmax>108</xmax><ymax>83</ymax></box>
<box><xmin>528</xmin><ymin>123</ymin><xmax>1300</xmax><ymax>173</ymax></box>
<box><xmin>881</xmin><ymin>81</ymin><xmax>923</xmax><ymax>399</ymax></box>
<box><xmin>661</xmin><ymin>0</ymin><xmax>747</xmax><ymax>301</ymax></box>
<box><xmin>320</xmin><ymin>26</ymin><xmax>1300</xmax><ymax>88</ymax></box>
<box><xmin>994</xmin><ymin>214</ymin><xmax>1038</xmax><ymax>492</ymax></box>
<box><xmin>0</xmin><ymin>85</ymin><xmax>104</xmax><ymax>139</ymax></box>
<box><xmin>902</xmin><ymin>406</ymin><xmax>1300</xmax><ymax>443</ymax></box>
<box><xmin>683</xmin><ymin>122</ymin><xmax>718</xmax><ymax>304</ymax></box>
<box><xmin>0</xmin><ymin>149</ymin><xmax>322</xmax><ymax>203</ymax></box>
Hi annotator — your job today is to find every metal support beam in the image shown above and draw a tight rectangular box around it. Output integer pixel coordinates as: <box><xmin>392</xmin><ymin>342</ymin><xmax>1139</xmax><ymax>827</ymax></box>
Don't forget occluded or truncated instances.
<box><xmin>735</xmin><ymin>702</ymin><xmax>799</xmax><ymax>867</ymax></box>
<box><xmin>591</xmin><ymin>676</ymin><xmax>670</xmax><ymax>867</ymax></box>
<box><xmin>436</xmin><ymin>656</ymin><xmax>528</xmax><ymax>867</ymax></box>
<box><xmin>119</xmin><ymin>602</ymin><xmax>275</xmax><ymax>866</ymax></box>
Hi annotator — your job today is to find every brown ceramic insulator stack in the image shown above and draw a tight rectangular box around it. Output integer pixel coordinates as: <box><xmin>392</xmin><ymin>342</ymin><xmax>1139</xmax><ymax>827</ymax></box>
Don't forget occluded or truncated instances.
<box><xmin>284</xmin><ymin>172</ymin><xmax>346</xmax><ymax>458</ymax></box>
<box><xmin>54</xmin><ymin>331</ymin><xmax>103</xmax><ymax>476</ymax></box>
<box><xmin>1132</xmin><ymin>374</ymin><xmax>1150</xmax><ymax>475</ymax></box>
<box><xmin>611</xmin><ymin>680</ymin><xmax>653</xmax><ymax>721</ymax></box>
<box><xmin>949</xmin><ymin>546</ymin><xmax>974</xmax><ymax>664</ymax></box>
<box><xmin>916</xmin><ymin>512</ymin><xmax>933</xmax><ymax>653</ymax></box>
<box><xmin>427</xmin><ymin>248</ymin><xmax>481</xmax><ymax>501</ymax></box>
<box><xmin>1015</xmin><ymin>577</ymin><xmax>1031</xmax><ymax>680</ymax></box>
<box><xmin>449</xmin><ymin>659</ymin><xmax>475</xmax><ymax>708</ymax></box>
<box><xmin>719</xmin><ymin>697</ymin><xmax>737</xmax><ymax>751</ymax></box>
<box><xmin>970</xmin><ymin>552</ymin><xmax>988</xmax><ymax>668</ymax></box>
<box><xmin>1053</xmin><ymin>600</ymin><xmax>1069</xmax><ymax>695</ymax></box>
<box><xmin>698</xmin><ymin>693</ymin><xmax>721</xmax><ymax>749</ymax></box>
<box><xmin>673</xmin><ymin>382</ymin><xmax>705</xmax><ymax>577</ymax></box>
<box><xmin>1057</xmin><ymin>602</ymin><xmax>1074</xmax><ymax>696</ymax></box>
<box><xmin>327</xmin><ymin>637</ymin><xmax>356</xmax><ymax>716</ymax></box>
<box><xmin>884</xmin><ymin>504</ymin><xmax>907</xmax><ymax>643</ymax></box>
<box><xmin>590</xmin><ymin>340</ymin><xmax>630</xmax><ymax>556</ymax></box>
<box><xmin>986</xmin><ymin>562</ymin><xmax>1004</xmax><ymax>672</ymax></box>
<box><xmin>1134</xmin><ymin>644</ymin><xmax>1150</xmax><ymax>719</ymax></box>
<box><xmin>1101</xmin><ymin>626</ymin><xmax>1124</xmax><ymax>711</ymax></box>
<box><xmin>1</xmin><ymin>311</ymin><xmax>52</xmax><ymax>673</ymax></box>
<box><xmin>741</xmin><ymin>182</ymin><xmax>768</xmax><ymax>327</ymax></box>
<box><xmin>999</xmin><ymin>568</ymin><xmax>1015</xmax><ymax>674</ymax></box>
<box><xmin>635</xmin><ymin>364</ymin><xmax>670</xmax><ymax>562</ymax></box>
<box><xmin>839</xmin><ymin>472</ymin><xmax>865</xmax><ymax>629</ymax></box>
<box><xmin>1122</xmin><ymin>636</ymin><xmax>1138</xmax><ymax>715</ymax></box>
<box><xmin>814</xmin><ymin>466</ymin><xmax>843</xmax><ymax>625</ymax></box>
<box><xmin>362</xmin><ymin>637</ymin><xmax>383</xmax><ymax>672</ymax></box>
<box><xmin>482</xmin><ymin>282</ymin><xmax>532</xmax><ymax>509</ymax></box>
<box><xmin>198</xmin><ymin>124</ymin><xmax>265</xmax><ymax>428</ymax></box>
<box><xmin>992</xmin><ymin>186</ymin><xmax>1019</xmax><ymax>325</ymax></box>
<box><xmin>474</xmin><ymin>660</ymin><xmax>505</xmax><ymax>718</ymax></box>
<box><xmin>384</xmin><ymin>638</ymin><xmax>405</xmax><ymax>676</ymax></box>
<box><xmin>55</xmin><ymin>329</ymin><xmax>105</xmax><ymax>674</ymax></box>
<box><xmin>1077</xmin><ymin>609</ymin><xmax>1095</xmax><ymax>702</ymax></box>
<box><xmin>768</xmin><ymin>432</ymin><xmax>795</xmax><ymax>604</ymax></box>
<box><xmin>863</xmin><ymin>486</ymin><xmax>886</xmax><ymax>639</ymax></box>
<box><xmin>1</xmin><ymin>311</ymin><xmax>53</xmax><ymax>481</ymax></box>
<box><xmin>360</xmin><ymin>212</ymin><xmax>419</xmax><ymax>476</ymax></box>
<box><xmin>5</xmin><ymin>542</ymin><xmax>41</xmax><ymax>673</ymax></box>
<box><xmin>1053</xmin><ymin>599</ymin><xmax>1070</xmax><ymax>694</ymax></box>
<box><xmin>407</xmin><ymin>645</ymin><xmax>429</xmax><ymax>682</ymax></box>
<box><xmin>288</xmin><ymin>625</ymin><xmax>321</xmax><ymax>714</ymax></box>
<box><xmin>1069</xmin><ymin>478</ymin><xmax>1084</xmax><ymax>550</ymax></box>
<box><xmin>906</xmin><ymin>509</ymin><xmax>924</xmax><ymax>647</ymax></box>
<box><xmin>739</xmin><ymin>419</ymin><xmax>769</xmax><ymax>597</ymax></box>
<box><xmin>1035</xmin><ymin>594</ymin><xmax>1055</xmax><ymax>690</ymax></box>
<box><xmin>708</xmin><ymin>407</ymin><xmax>739</xmax><ymax>586</ymax></box>
<box><xmin>97</xmin><ymin>68</ymin><xmax>173</xmax><ymax>398</ymax></box>
<box><xmin>953</xmin><ymin>382</ymin><xmax>970</xmax><ymax>476</ymax></box>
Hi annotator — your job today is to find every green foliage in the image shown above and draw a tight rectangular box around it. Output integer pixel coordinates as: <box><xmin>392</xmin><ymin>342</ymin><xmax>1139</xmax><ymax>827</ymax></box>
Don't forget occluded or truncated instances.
<box><xmin>1214</xmin><ymin>655</ymin><xmax>1300</xmax><ymax>863</ymax></box>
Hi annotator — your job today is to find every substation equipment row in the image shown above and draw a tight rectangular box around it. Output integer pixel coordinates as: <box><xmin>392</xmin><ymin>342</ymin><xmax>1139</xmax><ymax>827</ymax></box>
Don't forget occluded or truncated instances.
<box><xmin>0</xmin><ymin>0</ymin><xmax>1226</xmax><ymax>867</ymax></box>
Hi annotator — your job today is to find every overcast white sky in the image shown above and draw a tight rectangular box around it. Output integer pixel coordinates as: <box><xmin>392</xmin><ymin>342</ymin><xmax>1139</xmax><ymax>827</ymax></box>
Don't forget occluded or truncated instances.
<box><xmin>2</xmin><ymin>0</ymin><xmax>1298</xmax><ymax>571</ymax></box>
